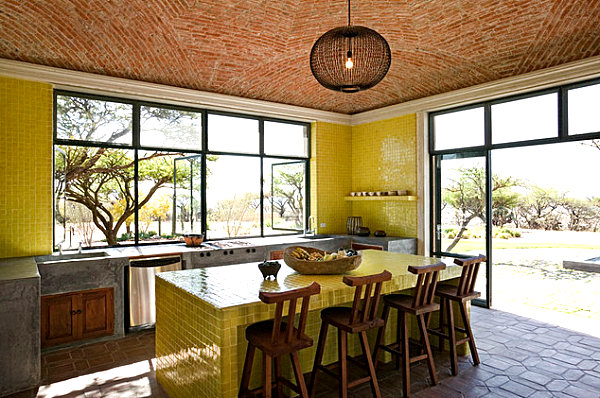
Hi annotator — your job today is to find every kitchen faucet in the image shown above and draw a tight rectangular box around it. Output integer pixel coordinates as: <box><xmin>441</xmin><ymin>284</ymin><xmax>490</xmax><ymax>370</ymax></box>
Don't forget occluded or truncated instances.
<box><xmin>305</xmin><ymin>215</ymin><xmax>316</xmax><ymax>236</ymax></box>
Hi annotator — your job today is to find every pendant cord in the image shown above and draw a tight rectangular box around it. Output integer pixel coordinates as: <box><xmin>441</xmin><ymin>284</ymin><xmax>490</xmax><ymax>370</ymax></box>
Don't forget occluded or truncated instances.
<box><xmin>347</xmin><ymin>0</ymin><xmax>351</xmax><ymax>26</ymax></box>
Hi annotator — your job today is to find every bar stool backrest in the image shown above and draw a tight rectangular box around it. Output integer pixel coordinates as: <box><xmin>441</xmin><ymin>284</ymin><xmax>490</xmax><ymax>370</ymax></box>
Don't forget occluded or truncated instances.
<box><xmin>259</xmin><ymin>282</ymin><xmax>321</xmax><ymax>345</ymax></box>
<box><xmin>454</xmin><ymin>255</ymin><xmax>486</xmax><ymax>296</ymax></box>
<box><xmin>407</xmin><ymin>262</ymin><xmax>446</xmax><ymax>308</ymax></box>
<box><xmin>342</xmin><ymin>270</ymin><xmax>392</xmax><ymax>326</ymax></box>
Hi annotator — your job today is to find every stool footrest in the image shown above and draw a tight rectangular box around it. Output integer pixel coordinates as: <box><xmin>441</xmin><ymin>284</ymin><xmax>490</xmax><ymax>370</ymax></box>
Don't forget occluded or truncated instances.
<box><xmin>410</xmin><ymin>353</ymin><xmax>428</xmax><ymax>363</ymax></box>
<box><xmin>456</xmin><ymin>337</ymin><xmax>470</xmax><ymax>346</ymax></box>
<box><xmin>454</xmin><ymin>326</ymin><xmax>467</xmax><ymax>334</ymax></box>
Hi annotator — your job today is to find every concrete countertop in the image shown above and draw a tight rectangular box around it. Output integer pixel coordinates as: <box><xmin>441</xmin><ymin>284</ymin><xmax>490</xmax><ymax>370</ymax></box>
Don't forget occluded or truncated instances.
<box><xmin>0</xmin><ymin>257</ymin><xmax>40</xmax><ymax>281</ymax></box>
<box><xmin>35</xmin><ymin>234</ymin><xmax>416</xmax><ymax>263</ymax></box>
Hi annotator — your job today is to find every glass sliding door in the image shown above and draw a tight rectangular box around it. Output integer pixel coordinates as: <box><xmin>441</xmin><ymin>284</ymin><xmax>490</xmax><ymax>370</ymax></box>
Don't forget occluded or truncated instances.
<box><xmin>434</xmin><ymin>152</ymin><xmax>490</xmax><ymax>306</ymax></box>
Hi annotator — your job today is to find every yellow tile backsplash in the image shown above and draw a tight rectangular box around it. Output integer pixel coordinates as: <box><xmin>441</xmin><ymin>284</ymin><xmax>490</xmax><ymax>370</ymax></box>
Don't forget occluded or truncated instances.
<box><xmin>0</xmin><ymin>76</ymin><xmax>53</xmax><ymax>258</ymax></box>
<box><xmin>311</xmin><ymin>114</ymin><xmax>418</xmax><ymax>237</ymax></box>
<box><xmin>310</xmin><ymin>121</ymin><xmax>352</xmax><ymax>235</ymax></box>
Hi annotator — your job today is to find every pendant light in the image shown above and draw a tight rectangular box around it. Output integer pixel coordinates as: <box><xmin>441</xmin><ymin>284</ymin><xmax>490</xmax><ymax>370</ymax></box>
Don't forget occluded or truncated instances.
<box><xmin>310</xmin><ymin>0</ymin><xmax>391</xmax><ymax>93</ymax></box>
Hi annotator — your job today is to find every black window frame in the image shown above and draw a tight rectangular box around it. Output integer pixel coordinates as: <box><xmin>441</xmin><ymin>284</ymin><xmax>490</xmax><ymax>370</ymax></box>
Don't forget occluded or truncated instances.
<box><xmin>52</xmin><ymin>89</ymin><xmax>311</xmax><ymax>249</ymax></box>
<box><xmin>429</xmin><ymin>77</ymin><xmax>600</xmax><ymax>308</ymax></box>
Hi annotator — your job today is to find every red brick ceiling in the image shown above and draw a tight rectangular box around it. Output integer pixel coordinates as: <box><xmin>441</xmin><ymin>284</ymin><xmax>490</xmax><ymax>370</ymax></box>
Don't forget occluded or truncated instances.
<box><xmin>1</xmin><ymin>1</ymin><xmax>599</xmax><ymax>114</ymax></box>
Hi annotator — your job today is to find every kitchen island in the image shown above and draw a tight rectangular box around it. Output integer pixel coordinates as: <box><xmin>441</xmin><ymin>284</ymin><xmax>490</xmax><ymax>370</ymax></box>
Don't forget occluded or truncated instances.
<box><xmin>155</xmin><ymin>250</ymin><xmax>463</xmax><ymax>398</ymax></box>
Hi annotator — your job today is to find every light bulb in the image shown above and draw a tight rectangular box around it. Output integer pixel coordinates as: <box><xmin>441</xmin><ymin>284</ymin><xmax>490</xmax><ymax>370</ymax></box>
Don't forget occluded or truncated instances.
<box><xmin>345</xmin><ymin>57</ymin><xmax>354</xmax><ymax>69</ymax></box>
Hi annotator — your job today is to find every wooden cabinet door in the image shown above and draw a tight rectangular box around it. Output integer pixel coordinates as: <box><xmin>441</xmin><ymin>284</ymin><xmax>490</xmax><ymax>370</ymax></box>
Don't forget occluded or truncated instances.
<box><xmin>80</xmin><ymin>288</ymin><xmax>114</xmax><ymax>340</ymax></box>
<box><xmin>41</xmin><ymin>288</ymin><xmax>114</xmax><ymax>348</ymax></box>
<box><xmin>41</xmin><ymin>293</ymin><xmax>77</xmax><ymax>348</ymax></box>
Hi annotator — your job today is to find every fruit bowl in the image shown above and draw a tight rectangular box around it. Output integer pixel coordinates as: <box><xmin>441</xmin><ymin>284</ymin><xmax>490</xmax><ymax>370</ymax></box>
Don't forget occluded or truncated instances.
<box><xmin>283</xmin><ymin>246</ymin><xmax>362</xmax><ymax>275</ymax></box>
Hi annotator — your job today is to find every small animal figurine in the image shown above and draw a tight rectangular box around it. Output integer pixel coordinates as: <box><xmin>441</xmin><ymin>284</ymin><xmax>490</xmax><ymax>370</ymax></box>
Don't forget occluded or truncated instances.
<box><xmin>258</xmin><ymin>260</ymin><xmax>281</xmax><ymax>280</ymax></box>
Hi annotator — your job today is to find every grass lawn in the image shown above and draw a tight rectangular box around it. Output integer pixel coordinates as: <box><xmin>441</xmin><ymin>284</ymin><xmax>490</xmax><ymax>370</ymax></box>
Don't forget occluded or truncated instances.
<box><xmin>446</xmin><ymin>239</ymin><xmax>600</xmax><ymax>252</ymax></box>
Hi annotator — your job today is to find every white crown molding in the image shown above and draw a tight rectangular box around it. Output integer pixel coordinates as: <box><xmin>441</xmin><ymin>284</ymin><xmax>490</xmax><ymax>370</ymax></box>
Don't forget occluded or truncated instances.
<box><xmin>4</xmin><ymin>56</ymin><xmax>600</xmax><ymax>127</ymax></box>
<box><xmin>0</xmin><ymin>58</ymin><xmax>352</xmax><ymax>125</ymax></box>
<box><xmin>351</xmin><ymin>55</ymin><xmax>600</xmax><ymax>126</ymax></box>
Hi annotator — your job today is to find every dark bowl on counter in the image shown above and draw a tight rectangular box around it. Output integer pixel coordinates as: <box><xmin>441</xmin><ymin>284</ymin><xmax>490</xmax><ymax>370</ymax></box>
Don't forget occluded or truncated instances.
<box><xmin>356</xmin><ymin>227</ymin><xmax>371</xmax><ymax>236</ymax></box>
<box><xmin>183</xmin><ymin>234</ymin><xmax>204</xmax><ymax>247</ymax></box>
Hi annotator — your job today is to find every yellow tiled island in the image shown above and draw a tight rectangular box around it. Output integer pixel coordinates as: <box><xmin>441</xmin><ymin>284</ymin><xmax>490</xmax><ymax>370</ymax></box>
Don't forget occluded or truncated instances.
<box><xmin>155</xmin><ymin>250</ymin><xmax>463</xmax><ymax>398</ymax></box>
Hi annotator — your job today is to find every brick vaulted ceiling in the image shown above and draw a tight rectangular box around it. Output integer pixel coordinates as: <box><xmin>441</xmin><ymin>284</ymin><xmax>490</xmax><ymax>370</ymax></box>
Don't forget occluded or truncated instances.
<box><xmin>1</xmin><ymin>1</ymin><xmax>600</xmax><ymax>114</ymax></box>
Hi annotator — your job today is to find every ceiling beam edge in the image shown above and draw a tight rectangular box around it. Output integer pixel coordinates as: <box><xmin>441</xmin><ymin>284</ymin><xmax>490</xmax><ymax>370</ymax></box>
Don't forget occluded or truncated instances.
<box><xmin>351</xmin><ymin>55</ymin><xmax>600</xmax><ymax>126</ymax></box>
<box><xmin>0</xmin><ymin>58</ymin><xmax>352</xmax><ymax>125</ymax></box>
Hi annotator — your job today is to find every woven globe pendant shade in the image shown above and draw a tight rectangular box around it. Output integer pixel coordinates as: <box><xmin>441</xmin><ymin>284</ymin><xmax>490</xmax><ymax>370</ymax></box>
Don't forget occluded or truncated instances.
<box><xmin>310</xmin><ymin>24</ymin><xmax>391</xmax><ymax>93</ymax></box>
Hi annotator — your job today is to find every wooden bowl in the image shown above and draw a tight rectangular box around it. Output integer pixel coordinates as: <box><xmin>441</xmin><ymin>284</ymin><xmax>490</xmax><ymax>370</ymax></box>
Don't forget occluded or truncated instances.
<box><xmin>183</xmin><ymin>234</ymin><xmax>204</xmax><ymax>247</ymax></box>
<box><xmin>283</xmin><ymin>246</ymin><xmax>362</xmax><ymax>275</ymax></box>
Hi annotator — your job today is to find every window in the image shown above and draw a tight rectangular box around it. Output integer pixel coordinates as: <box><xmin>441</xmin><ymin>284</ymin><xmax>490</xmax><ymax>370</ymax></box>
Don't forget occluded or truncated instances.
<box><xmin>568</xmin><ymin>83</ymin><xmax>600</xmax><ymax>136</ymax></box>
<box><xmin>208</xmin><ymin>114</ymin><xmax>259</xmax><ymax>154</ymax></box>
<box><xmin>433</xmin><ymin>107</ymin><xmax>484</xmax><ymax>151</ymax></box>
<box><xmin>491</xmin><ymin>93</ymin><xmax>558</xmax><ymax>144</ymax></box>
<box><xmin>54</xmin><ymin>92</ymin><xmax>310</xmax><ymax>249</ymax></box>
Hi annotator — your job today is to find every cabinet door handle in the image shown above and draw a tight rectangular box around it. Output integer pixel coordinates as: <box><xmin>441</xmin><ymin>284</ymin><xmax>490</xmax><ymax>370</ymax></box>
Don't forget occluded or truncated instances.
<box><xmin>76</xmin><ymin>309</ymin><xmax>82</xmax><ymax>314</ymax></box>
<box><xmin>71</xmin><ymin>309</ymin><xmax>82</xmax><ymax>315</ymax></box>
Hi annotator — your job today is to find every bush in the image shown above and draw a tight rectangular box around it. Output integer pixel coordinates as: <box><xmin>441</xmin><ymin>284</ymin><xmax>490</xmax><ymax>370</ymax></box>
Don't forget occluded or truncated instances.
<box><xmin>118</xmin><ymin>233</ymin><xmax>132</xmax><ymax>241</ymax></box>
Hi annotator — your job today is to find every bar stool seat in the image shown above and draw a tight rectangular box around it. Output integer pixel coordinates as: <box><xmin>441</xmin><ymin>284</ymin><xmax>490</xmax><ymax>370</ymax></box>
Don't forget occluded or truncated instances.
<box><xmin>319</xmin><ymin>306</ymin><xmax>385</xmax><ymax>333</ymax></box>
<box><xmin>428</xmin><ymin>255</ymin><xmax>486</xmax><ymax>377</ymax></box>
<box><xmin>246</xmin><ymin>320</ymin><xmax>313</xmax><ymax>355</ymax></box>
<box><xmin>383</xmin><ymin>293</ymin><xmax>440</xmax><ymax>315</ymax></box>
<box><xmin>373</xmin><ymin>262</ymin><xmax>446</xmax><ymax>397</ymax></box>
<box><xmin>309</xmin><ymin>270</ymin><xmax>392</xmax><ymax>398</ymax></box>
<box><xmin>239</xmin><ymin>282</ymin><xmax>321</xmax><ymax>398</ymax></box>
<box><xmin>435</xmin><ymin>284</ymin><xmax>480</xmax><ymax>301</ymax></box>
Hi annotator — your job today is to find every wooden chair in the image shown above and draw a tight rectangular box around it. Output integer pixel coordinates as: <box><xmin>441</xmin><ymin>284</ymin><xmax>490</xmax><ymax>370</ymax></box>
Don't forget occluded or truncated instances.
<box><xmin>372</xmin><ymin>262</ymin><xmax>446</xmax><ymax>397</ymax></box>
<box><xmin>309</xmin><ymin>270</ymin><xmax>392</xmax><ymax>398</ymax></box>
<box><xmin>428</xmin><ymin>255</ymin><xmax>485</xmax><ymax>376</ymax></box>
<box><xmin>239</xmin><ymin>282</ymin><xmax>321</xmax><ymax>398</ymax></box>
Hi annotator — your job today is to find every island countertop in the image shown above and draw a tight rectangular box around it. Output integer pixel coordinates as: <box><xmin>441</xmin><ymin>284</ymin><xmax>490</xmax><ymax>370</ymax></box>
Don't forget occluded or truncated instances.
<box><xmin>155</xmin><ymin>250</ymin><xmax>463</xmax><ymax>398</ymax></box>
<box><xmin>156</xmin><ymin>250</ymin><xmax>461</xmax><ymax>310</ymax></box>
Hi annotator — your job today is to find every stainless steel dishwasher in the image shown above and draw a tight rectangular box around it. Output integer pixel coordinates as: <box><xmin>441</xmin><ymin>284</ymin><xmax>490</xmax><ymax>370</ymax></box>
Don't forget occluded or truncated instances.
<box><xmin>127</xmin><ymin>254</ymin><xmax>182</xmax><ymax>329</ymax></box>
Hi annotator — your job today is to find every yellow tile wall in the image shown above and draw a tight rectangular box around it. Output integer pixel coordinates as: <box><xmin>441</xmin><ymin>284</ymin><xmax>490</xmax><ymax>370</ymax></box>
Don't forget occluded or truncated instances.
<box><xmin>310</xmin><ymin>121</ymin><xmax>352</xmax><ymax>234</ymax></box>
<box><xmin>311</xmin><ymin>115</ymin><xmax>418</xmax><ymax>237</ymax></box>
<box><xmin>0</xmin><ymin>76</ymin><xmax>53</xmax><ymax>258</ymax></box>
<box><xmin>351</xmin><ymin>114</ymin><xmax>418</xmax><ymax>237</ymax></box>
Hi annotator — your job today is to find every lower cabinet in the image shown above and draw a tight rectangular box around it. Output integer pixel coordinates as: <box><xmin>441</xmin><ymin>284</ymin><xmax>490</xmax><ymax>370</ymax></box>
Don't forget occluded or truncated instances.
<box><xmin>41</xmin><ymin>287</ymin><xmax>114</xmax><ymax>348</ymax></box>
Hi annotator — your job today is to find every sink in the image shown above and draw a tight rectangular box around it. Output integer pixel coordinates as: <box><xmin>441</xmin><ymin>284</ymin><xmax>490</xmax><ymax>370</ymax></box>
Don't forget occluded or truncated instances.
<box><xmin>300</xmin><ymin>234</ymin><xmax>331</xmax><ymax>240</ymax></box>
<box><xmin>35</xmin><ymin>251</ymin><xmax>110</xmax><ymax>264</ymax></box>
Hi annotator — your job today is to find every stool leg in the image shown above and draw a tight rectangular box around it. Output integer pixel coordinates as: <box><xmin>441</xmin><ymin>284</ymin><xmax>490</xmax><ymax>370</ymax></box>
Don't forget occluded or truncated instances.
<box><xmin>309</xmin><ymin>322</ymin><xmax>329</xmax><ymax>398</ymax></box>
<box><xmin>359</xmin><ymin>331</ymin><xmax>381</xmax><ymax>398</ymax></box>
<box><xmin>338</xmin><ymin>329</ymin><xmax>348</xmax><ymax>398</ymax></box>
<box><xmin>373</xmin><ymin>304</ymin><xmax>390</xmax><ymax>370</ymax></box>
<box><xmin>239</xmin><ymin>343</ymin><xmax>255</xmax><ymax>398</ymax></box>
<box><xmin>274</xmin><ymin>356</ymin><xmax>283</xmax><ymax>397</ymax></box>
<box><xmin>399</xmin><ymin>311</ymin><xmax>410</xmax><ymax>398</ymax></box>
<box><xmin>290</xmin><ymin>351</ymin><xmax>309</xmax><ymax>398</ymax></box>
<box><xmin>396</xmin><ymin>309</ymin><xmax>402</xmax><ymax>370</ymax></box>
<box><xmin>459</xmin><ymin>301</ymin><xmax>480</xmax><ymax>366</ymax></box>
<box><xmin>417</xmin><ymin>314</ymin><xmax>438</xmax><ymax>385</ymax></box>
<box><xmin>438</xmin><ymin>297</ymin><xmax>446</xmax><ymax>352</ymax></box>
<box><xmin>263</xmin><ymin>352</ymin><xmax>272</xmax><ymax>398</ymax></box>
<box><xmin>447</xmin><ymin>298</ymin><xmax>458</xmax><ymax>376</ymax></box>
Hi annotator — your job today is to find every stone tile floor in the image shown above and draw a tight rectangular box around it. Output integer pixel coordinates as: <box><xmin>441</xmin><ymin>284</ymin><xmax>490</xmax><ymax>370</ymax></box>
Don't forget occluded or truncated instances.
<box><xmin>8</xmin><ymin>307</ymin><xmax>600</xmax><ymax>397</ymax></box>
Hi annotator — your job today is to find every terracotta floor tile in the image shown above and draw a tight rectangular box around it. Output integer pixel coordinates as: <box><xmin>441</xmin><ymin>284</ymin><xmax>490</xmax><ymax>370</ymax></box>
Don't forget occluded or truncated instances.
<box><xmin>7</xmin><ymin>308</ymin><xmax>600</xmax><ymax>398</ymax></box>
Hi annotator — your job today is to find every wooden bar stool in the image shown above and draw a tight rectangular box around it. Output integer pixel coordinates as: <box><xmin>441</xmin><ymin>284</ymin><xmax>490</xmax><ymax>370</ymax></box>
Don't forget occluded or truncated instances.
<box><xmin>239</xmin><ymin>282</ymin><xmax>321</xmax><ymax>398</ymax></box>
<box><xmin>372</xmin><ymin>262</ymin><xmax>446</xmax><ymax>397</ymax></box>
<box><xmin>428</xmin><ymin>255</ymin><xmax>485</xmax><ymax>376</ymax></box>
<box><xmin>309</xmin><ymin>270</ymin><xmax>392</xmax><ymax>398</ymax></box>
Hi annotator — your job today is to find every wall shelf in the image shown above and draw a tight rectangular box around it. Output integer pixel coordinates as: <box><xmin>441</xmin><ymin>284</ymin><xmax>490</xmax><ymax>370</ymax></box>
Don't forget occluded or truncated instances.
<box><xmin>344</xmin><ymin>195</ymin><xmax>417</xmax><ymax>202</ymax></box>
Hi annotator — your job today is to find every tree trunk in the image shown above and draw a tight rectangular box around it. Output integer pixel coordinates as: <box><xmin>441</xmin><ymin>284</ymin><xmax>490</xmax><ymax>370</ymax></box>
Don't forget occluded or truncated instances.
<box><xmin>445</xmin><ymin>214</ymin><xmax>476</xmax><ymax>252</ymax></box>
<box><xmin>105</xmin><ymin>230</ymin><xmax>118</xmax><ymax>246</ymax></box>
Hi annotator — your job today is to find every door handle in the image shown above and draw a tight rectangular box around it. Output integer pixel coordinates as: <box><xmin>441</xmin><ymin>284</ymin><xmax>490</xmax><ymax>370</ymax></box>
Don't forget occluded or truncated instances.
<box><xmin>71</xmin><ymin>309</ymin><xmax>82</xmax><ymax>315</ymax></box>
